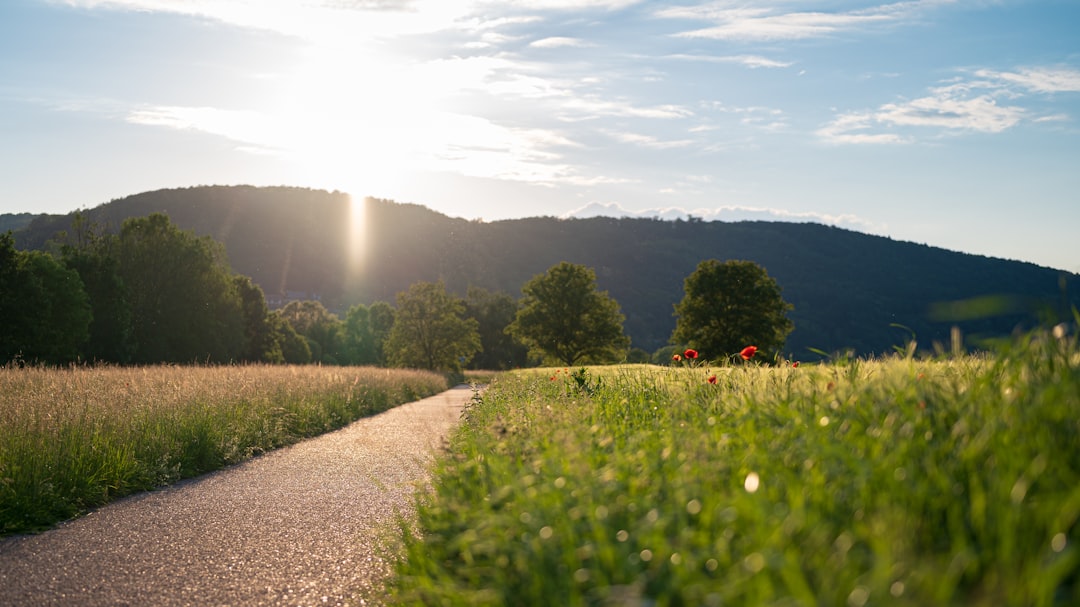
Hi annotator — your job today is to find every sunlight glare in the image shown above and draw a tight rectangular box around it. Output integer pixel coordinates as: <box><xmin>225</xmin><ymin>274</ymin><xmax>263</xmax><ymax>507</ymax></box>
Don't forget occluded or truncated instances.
<box><xmin>347</xmin><ymin>194</ymin><xmax>367</xmax><ymax>281</ymax></box>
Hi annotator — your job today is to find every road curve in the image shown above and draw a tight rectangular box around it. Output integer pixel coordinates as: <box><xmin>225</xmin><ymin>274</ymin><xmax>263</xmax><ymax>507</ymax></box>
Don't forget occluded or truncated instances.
<box><xmin>0</xmin><ymin>385</ymin><xmax>474</xmax><ymax>607</ymax></box>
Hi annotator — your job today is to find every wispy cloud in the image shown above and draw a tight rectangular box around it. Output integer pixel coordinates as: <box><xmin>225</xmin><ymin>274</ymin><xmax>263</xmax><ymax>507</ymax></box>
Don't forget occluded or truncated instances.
<box><xmin>664</xmin><ymin>53</ymin><xmax>793</xmax><ymax>69</ymax></box>
<box><xmin>559</xmin><ymin>98</ymin><xmax>694</xmax><ymax>120</ymax></box>
<box><xmin>126</xmin><ymin>101</ymin><xmax>595</xmax><ymax>186</ymax></box>
<box><xmin>530</xmin><ymin>36</ymin><xmax>590</xmax><ymax>48</ymax></box>
<box><xmin>973</xmin><ymin>66</ymin><xmax>1080</xmax><ymax>94</ymax></box>
<box><xmin>818</xmin><ymin>64</ymin><xmax>1078</xmax><ymax>144</ymax></box>
<box><xmin>602</xmin><ymin>130</ymin><xmax>695</xmax><ymax>149</ymax></box>
<box><xmin>658</xmin><ymin>0</ymin><xmax>954</xmax><ymax>41</ymax></box>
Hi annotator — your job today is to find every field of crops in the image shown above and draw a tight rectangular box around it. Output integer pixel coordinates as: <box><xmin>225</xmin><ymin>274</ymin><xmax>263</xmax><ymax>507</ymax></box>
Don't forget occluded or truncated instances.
<box><xmin>391</xmin><ymin>332</ymin><xmax>1080</xmax><ymax>606</ymax></box>
<box><xmin>0</xmin><ymin>364</ymin><xmax>447</xmax><ymax>535</ymax></box>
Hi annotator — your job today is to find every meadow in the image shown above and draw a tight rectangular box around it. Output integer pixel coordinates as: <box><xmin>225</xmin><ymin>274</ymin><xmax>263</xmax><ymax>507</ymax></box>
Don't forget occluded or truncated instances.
<box><xmin>390</xmin><ymin>331</ymin><xmax>1080</xmax><ymax>606</ymax></box>
<box><xmin>0</xmin><ymin>364</ymin><xmax>447</xmax><ymax>535</ymax></box>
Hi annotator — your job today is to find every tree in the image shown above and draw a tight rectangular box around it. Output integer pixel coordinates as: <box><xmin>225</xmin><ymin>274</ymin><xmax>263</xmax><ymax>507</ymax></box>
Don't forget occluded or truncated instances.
<box><xmin>507</xmin><ymin>261</ymin><xmax>630</xmax><ymax>366</ymax></box>
<box><xmin>269</xmin><ymin>311</ymin><xmax>311</xmax><ymax>364</ymax></box>
<box><xmin>278</xmin><ymin>300</ymin><xmax>343</xmax><ymax>364</ymax></box>
<box><xmin>671</xmin><ymin>259</ymin><xmax>793</xmax><ymax>359</ymax></box>
<box><xmin>464</xmin><ymin>287</ymin><xmax>528</xmax><ymax>370</ymax></box>
<box><xmin>114</xmin><ymin>213</ymin><xmax>245</xmax><ymax>363</ymax></box>
<box><xmin>61</xmin><ymin>241</ymin><xmax>135</xmax><ymax>363</ymax></box>
<box><xmin>340</xmin><ymin>303</ymin><xmax>380</xmax><ymax>365</ymax></box>
<box><xmin>368</xmin><ymin>301</ymin><xmax>395</xmax><ymax>366</ymax></box>
<box><xmin>385</xmin><ymin>281</ymin><xmax>480</xmax><ymax>373</ymax></box>
<box><xmin>234</xmin><ymin>275</ymin><xmax>282</xmax><ymax>363</ymax></box>
<box><xmin>0</xmin><ymin>233</ymin><xmax>91</xmax><ymax>364</ymax></box>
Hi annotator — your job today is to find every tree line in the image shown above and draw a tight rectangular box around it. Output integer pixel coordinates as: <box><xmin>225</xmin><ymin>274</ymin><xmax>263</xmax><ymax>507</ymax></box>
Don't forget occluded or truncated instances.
<box><xmin>1</xmin><ymin>213</ymin><xmax>794</xmax><ymax>372</ymax></box>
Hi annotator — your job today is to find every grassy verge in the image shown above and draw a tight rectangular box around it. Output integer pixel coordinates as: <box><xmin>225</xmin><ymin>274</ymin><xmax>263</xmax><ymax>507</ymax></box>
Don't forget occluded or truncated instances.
<box><xmin>390</xmin><ymin>333</ymin><xmax>1080</xmax><ymax>606</ymax></box>
<box><xmin>0</xmin><ymin>364</ymin><xmax>447</xmax><ymax>536</ymax></box>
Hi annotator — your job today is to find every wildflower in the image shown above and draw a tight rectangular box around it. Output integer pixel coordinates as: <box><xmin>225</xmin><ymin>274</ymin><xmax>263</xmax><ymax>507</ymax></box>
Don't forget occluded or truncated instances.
<box><xmin>740</xmin><ymin>345</ymin><xmax>757</xmax><ymax>360</ymax></box>
<box><xmin>672</xmin><ymin>354</ymin><xmax>682</xmax><ymax>362</ymax></box>
<box><xmin>550</xmin><ymin>376</ymin><xmax>557</xmax><ymax>381</ymax></box>
<box><xmin>707</xmin><ymin>375</ymin><xmax>717</xmax><ymax>384</ymax></box>
<box><xmin>792</xmin><ymin>361</ymin><xmax>799</xmax><ymax>368</ymax></box>
<box><xmin>684</xmin><ymin>349</ymin><xmax>698</xmax><ymax>360</ymax></box>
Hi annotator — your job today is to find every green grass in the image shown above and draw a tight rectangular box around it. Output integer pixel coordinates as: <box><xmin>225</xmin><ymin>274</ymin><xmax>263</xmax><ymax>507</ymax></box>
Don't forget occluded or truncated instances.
<box><xmin>390</xmin><ymin>332</ymin><xmax>1080</xmax><ymax>606</ymax></box>
<box><xmin>0</xmin><ymin>364</ymin><xmax>447</xmax><ymax>536</ymax></box>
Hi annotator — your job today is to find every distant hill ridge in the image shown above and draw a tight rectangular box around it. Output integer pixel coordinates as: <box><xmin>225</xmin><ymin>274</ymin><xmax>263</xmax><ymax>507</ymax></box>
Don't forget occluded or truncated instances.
<box><xmin>10</xmin><ymin>185</ymin><xmax>1078</xmax><ymax>356</ymax></box>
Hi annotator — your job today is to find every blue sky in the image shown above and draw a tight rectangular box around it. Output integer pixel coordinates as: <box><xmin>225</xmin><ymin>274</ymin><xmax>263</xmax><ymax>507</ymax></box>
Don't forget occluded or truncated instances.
<box><xmin>2</xmin><ymin>0</ymin><xmax>1078</xmax><ymax>272</ymax></box>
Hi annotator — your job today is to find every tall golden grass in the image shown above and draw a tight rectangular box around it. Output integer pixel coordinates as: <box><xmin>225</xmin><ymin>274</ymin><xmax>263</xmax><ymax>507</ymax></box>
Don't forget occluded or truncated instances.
<box><xmin>0</xmin><ymin>364</ymin><xmax>447</xmax><ymax>535</ymax></box>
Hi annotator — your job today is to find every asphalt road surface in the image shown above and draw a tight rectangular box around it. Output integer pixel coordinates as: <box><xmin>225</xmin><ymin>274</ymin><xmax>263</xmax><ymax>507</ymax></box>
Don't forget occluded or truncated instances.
<box><xmin>0</xmin><ymin>385</ymin><xmax>474</xmax><ymax>607</ymax></box>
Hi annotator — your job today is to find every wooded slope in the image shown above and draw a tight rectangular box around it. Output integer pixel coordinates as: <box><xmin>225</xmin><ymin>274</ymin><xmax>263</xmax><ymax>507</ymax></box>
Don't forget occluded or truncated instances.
<box><xmin>12</xmin><ymin>185</ymin><xmax>1076</xmax><ymax>356</ymax></box>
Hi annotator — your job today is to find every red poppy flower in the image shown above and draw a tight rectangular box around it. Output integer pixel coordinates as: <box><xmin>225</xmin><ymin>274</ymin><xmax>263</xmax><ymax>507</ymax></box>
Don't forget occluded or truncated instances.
<box><xmin>672</xmin><ymin>354</ymin><xmax>682</xmax><ymax>362</ymax></box>
<box><xmin>684</xmin><ymin>349</ymin><xmax>698</xmax><ymax>359</ymax></box>
<box><xmin>550</xmin><ymin>376</ymin><xmax>557</xmax><ymax>381</ymax></box>
<box><xmin>740</xmin><ymin>345</ymin><xmax>757</xmax><ymax>360</ymax></box>
<box><xmin>792</xmin><ymin>361</ymin><xmax>799</xmax><ymax>368</ymax></box>
<box><xmin>707</xmin><ymin>375</ymin><xmax>717</xmax><ymax>384</ymax></box>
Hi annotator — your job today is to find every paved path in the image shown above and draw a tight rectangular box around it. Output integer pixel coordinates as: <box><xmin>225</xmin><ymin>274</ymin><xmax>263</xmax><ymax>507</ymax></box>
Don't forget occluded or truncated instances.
<box><xmin>0</xmin><ymin>385</ymin><xmax>474</xmax><ymax>607</ymax></box>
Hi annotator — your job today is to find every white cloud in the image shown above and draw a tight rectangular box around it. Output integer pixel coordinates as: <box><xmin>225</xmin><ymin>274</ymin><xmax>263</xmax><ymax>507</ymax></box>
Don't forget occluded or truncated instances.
<box><xmin>974</xmin><ymin>67</ymin><xmax>1080</xmax><ymax>94</ymax></box>
<box><xmin>55</xmin><ymin>0</ymin><xmax>488</xmax><ymax>44</ymax></box>
<box><xmin>561</xmin><ymin>201</ymin><xmax>885</xmax><ymax>232</ymax></box>
<box><xmin>530</xmin><ymin>36</ymin><xmax>590</xmax><ymax>48</ymax></box>
<box><xmin>816</xmin><ymin>63</ymin><xmax>1080</xmax><ymax>144</ymax></box>
<box><xmin>559</xmin><ymin>98</ymin><xmax>694</xmax><ymax>120</ymax></box>
<box><xmin>664</xmin><ymin>53</ymin><xmax>793</xmax><ymax>69</ymax></box>
<box><xmin>603</xmin><ymin>130</ymin><xmax>695</xmax><ymax>149</ymax></box>
<box><xmin>816</xmin><ymin>112</ymin><xmax>909</xmax><ymax>144</ymax></box>
<box><xmin>658</xmin><ymin>0</ymin><xmax>954</xmax><ymax>41</ymax></box>
<box><xmin>876</xmin><ymin>93</ymin><xmax>1023</xmax><ymax>132</ymax></box>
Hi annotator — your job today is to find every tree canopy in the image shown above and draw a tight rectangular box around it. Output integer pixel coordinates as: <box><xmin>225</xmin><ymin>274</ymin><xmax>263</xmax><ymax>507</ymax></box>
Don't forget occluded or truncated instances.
<box><xmin>508</xmin><ymin>262</ymin><xmax>630</xmax><ymax>366</ymax></box>
<box><xmin>114</xmin><ymin>213</ymin><xmax>245</xmax><ymax>363</ymax></box>
<box><xmin>672</xmin><ymin>259</ymin><xmax>793</xmax><ymax>360</ymax></box>
<box><xmin>0</xmin><ymin>233</ymin><xmax>90</xmax><ymax>364</ymax></box>
<box><xmin>465</xmin><ymin>287</ymin><xmax>528</xmax><ymax>370</ymax></box>
<box><xmin>385</xmin><ymin>281</ymin><xmax>480</xmax><ymax>374</ymax></box>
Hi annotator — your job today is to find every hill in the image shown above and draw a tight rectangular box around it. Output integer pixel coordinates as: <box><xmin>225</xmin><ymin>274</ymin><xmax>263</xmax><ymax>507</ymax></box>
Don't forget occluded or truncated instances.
<box><xmin>12</xmin><ymin>185</ymin><xmax>1078</xmax><ymax>357</ymax></box>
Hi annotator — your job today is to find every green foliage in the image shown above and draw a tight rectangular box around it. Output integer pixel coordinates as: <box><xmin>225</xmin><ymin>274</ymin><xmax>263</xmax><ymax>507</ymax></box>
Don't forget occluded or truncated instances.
<box><xmin>391</xmin><ymin>332</ymin><xmax>1080</xmax><ymax>605</ymax></box>
<box><xmin>0</xmin><ymin>233</ymin><xmax>91</xmax><ymax>364</ymax></box>
<box><xmin>60</xmin><ymin>242</ymin><xmax>136</xmax><ymax>363</ymax></box>
<box><xmin>368</xmin><ymin>301</ymin><xmax>396</xmax><ymax>366</ymax></box>
<box><xmin>508</xmin><ymin>262</ymin><xmax>631</xmax><ymax>366</ymax></box>
<box><xmin>270</xmin><ymin>311</ymin><xmax>312</xmax><ymax>364</ymax></box>
<box><xmin>386</xmin><ymin>281</ymin><xmax>481</xmax><ymax>374</ymax></box>
<box><xmin>114</xmin><ymin>213</ymin><xmax>245</xmax><ymax>363</ymax></box>
<box><xmin>278</xmin><ymin>300</ymin><xmax>344</xmax><ymax>364</ymax></box>
<box><xmin>465</xmin><ymin>287</ymin><xmax>529</xmax><ymax>370</ymax></box>
<box><xmin>234</xmin><ymin>275</ymin><xmax>282</xmax><ymax>363</ymax></box>
<box><xmin>672</xmin><ymin>259</ymin><xmax>794</xmax><ymax>361</ymax></box>
<box><xmin>340</xmin><ymin>303</ymin><xmax>379</xmax><ymax>365</ymax></box>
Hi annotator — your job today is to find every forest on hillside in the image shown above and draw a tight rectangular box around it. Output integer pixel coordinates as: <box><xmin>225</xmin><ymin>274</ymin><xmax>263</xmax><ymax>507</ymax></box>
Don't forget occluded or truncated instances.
<box><xmin>11</xmin><ymin>185</ymin><xmax>1078</xmax><ymax>357</ymax></box>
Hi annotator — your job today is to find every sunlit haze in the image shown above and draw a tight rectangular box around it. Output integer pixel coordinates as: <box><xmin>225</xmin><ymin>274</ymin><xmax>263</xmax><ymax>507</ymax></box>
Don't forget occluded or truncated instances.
<box><xmin>1</xmin><ymin>0</ymin><xmax>1078</xmax><ymax>272</ymax></box>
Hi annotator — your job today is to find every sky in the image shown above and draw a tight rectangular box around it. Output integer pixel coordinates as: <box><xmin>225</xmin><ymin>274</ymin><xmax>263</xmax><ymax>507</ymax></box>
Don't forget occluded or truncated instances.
<box><xmin>1</xmin><ymin>0</ymin><xmax>1078</xmax><ymax>273</ymax></box>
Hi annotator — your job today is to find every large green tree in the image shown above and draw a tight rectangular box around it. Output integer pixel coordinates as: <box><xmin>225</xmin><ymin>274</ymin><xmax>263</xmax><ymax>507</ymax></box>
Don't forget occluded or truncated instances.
<box><xmin>270</xmin><ymin>311</ymin><xmax>312</xmax><ymax>364</ymax></box>
<box><xmin>508</xmin><ymin>261</ymin><xmax>630</xmax><ymax>366</ymax></box>
<box><xmin>0</xmin><ymin>233</ymin><xmax>91</xmax><ymax>364</ymax></box>
<box><xmin>385</xmin><ymin>281</ymin><xmax>480</xmax><ymax>373</ymax></box>
<box><xmin>340</xmin><ymin>303</ymin><xmax>380</xmax><ymax>365</ymax></box>
<box><xmin>278</xmin><ymin>300</ymin><xmax>343</xmax><ymax>364</ymax></box>
<box><xmin>234</xmin><ymin>275</ymin><xmax>283</xmax><ymax>363</ymax></box>
<box><xmin>56</xmin><ymin>212</ymin><xmax>143</xmax><ymax>363</ymax></box>
<box><xmin>465</xmin><ymin>287</ymin><xmax>528</xmax><ymax>370</ymax></box>
<box><xmin>114</xmin><ymin>213</ymin><xmax>245</xmax><ymax>363</ymax></box>
<box><xmin>368</xmin><ymin>301</ymin><xmax>395</xmax><ymax>366</ymax></box>
<box><xmin>672</xmin><ymin>259</ymin><xmax>793</xmax><ymax>359</ymax></box>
